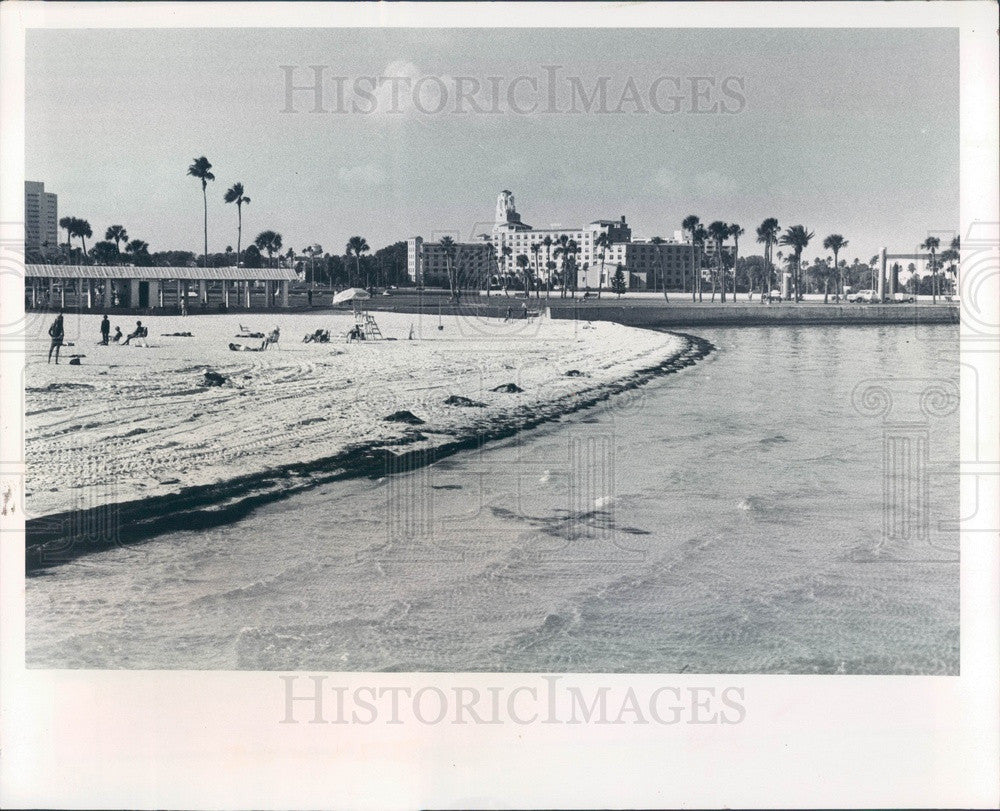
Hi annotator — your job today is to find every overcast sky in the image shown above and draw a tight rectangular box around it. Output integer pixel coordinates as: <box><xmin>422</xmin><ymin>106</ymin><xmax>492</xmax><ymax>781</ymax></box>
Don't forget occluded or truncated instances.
<box><xmin>26</xmin><ymin>27</ymin><xmax>957</xmax><ymax>260</ymax></box>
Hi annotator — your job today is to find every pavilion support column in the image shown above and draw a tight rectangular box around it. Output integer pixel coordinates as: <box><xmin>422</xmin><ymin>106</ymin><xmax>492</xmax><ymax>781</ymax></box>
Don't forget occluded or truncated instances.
<box><xmin>281</xmin><ymin>280</ymin><xmax>289</xmax><ymax>307</ymax></box>
<box><xmin>262</xmin><ymin>280</ymin><xmax>271</xmax><ymax>308</ymax></box>
<box><xmin>245</xmin><ymin>281</ymin><xmax>252</xmax><ymax>308</ymax></box>
<box><xmin>130</xmin><ymin>279</ymin><xmax>141</xmax><ymax>308</ymax></box>
<box><xmin>60</xmin><ymin>281</ymin><xmax>65</xmax><ymax>309</ymax></box>
<box><xmin>223</xmin><ymin>281</ymin><xmax>230</xmax><ymax>308</ymax></box>
<box><xmin>84</xmin><ymin>279</ymin><xmax>91</xmax><ymax>309</ymax></box>
<box><xmin>878</xmin><ymin>247</ymin><xmax>887</xmax><ymax>302</ymax></box>
<box><xmin>176</xmin><ymin>280</ymin><xmax>183</xmax><ymax>310</ymax></box>
<box><xmin>149</xmin><ymin>280</ymin><xmax>161</xmax><ymax>310</ymax></box>
<box><xmin>199</xmin><ymin>280</ymin><xmax>208</xmax><ymax>305</ymax></box>
<box><xmin>103</xmin><ymin>280</ymin><xmax>113</xmax><ymax>308</ymax></box>
<box><xmin>30</xmin><ymin>279</ymin><xmax>37</xmax><ymax>308</ymax></box>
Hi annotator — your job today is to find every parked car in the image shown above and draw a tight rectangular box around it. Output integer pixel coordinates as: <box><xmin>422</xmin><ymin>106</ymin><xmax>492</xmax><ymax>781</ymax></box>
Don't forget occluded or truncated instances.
<box><xmin>891</xmin><ymin>292</ymin><xmax>916</xmax><ymax>303</ymax></box>
<box><xmin>765</xmin><ymin>289</ymin><xmax>783</xmax><ymax>302</ymax></box>
<box><xmin>848</xmin><ymin>289</ymin><xmax>880</xmax><ymax>303</ymax></box>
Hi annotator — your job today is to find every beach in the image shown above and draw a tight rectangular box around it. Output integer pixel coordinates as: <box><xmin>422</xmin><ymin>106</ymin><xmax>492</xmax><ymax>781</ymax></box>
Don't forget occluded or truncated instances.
<box><xmin>25</xmin><ymin>310</ymin><xmax>699</xmax><ymax>560</ymax></box>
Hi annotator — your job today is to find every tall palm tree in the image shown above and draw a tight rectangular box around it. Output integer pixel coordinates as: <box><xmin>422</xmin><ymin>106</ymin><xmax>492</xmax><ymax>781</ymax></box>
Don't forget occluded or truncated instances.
<box><xmin>59</xmin><ymin>216</ymin><xmax>74</xmax><ymax>259</ymax></box>
<box><xmin>693</xmin><ymin>224</ymin><xmax>708</xmax><ymax>302</ymax></box>
<box><xmin>728</xmin><ymin>224</ymin><xmax>744</xmax><ymax>302</ymax></box>
<box><xmin>948</xmin><ymin>235</ymin><xmax>960</xmax><ymax>295</ymax></box>
<box><xmin>650</xmin><ymin>236</ymin><xmax>669</xmax><ymax>301</ymax></box>
<box><xmin>594</xmin><ymin>232</ymin><xmax>610</xmax><ymax>299</ymax></box>
<box><xmin>187</xmin><ymin>156</ymin><xmax>215</xmax><ymax>267</ymax></box>
<box><xmin>553</xmin><ymin>236</ymin><xmax>576</xmax><ymax>298</ymax></box>
<box><xmin>254</xmin><ymin>230</ymin><xmax>283</xmax><ymax>268</ymax></box>
<box><xmin>921</xmin><ymin>236</ymin><xmax>941</xmax><ymax>303</ymax></box>
<box><xmin>515</xmin><ymin>253</ymin><xmax>531</xmax><ymax>297</ymax></box>
<box><xmin>438</xmin><ymin>236</ymin><xmax>458</xmax><ymax>301</ymax></box>
<box><xmin>779</xmin><ymin>225</ymin><xmax>814</xmax><ymax>301</ymax></box>
<box><xmin>223</xmin><ymin>182</ymin><xmax>250</xmax><ymax>270</ymax></box>
<box><xmin>681</xmin><ymin>214</ymin><xmax>700</xmax><ymax>301</ymax></box>
<box><xmin>822</xmin><ymin>234</ymin><xmax>848</xmax><ymax>300</ymax></box>
<box><xmin>345</xmin><ymin>235</ymin><xmax>370</xmax><ymax>289</ymax></box>
<box><xmin>499</xmin><ymin>244</ymin><xmax>512</xmax><ymax>296</ymax></box>
<box><xmin>707</xmin><ymin>221</ymin><xmax>729</xmax><ymax>302</ymax></box>
<box><xmin>755</xmin><ymin>218</ymin><xmax>780</xmax><ymax>302</ymax></box>
<box><xmin>105</xmin><ymin>225</ymin><xmax>128</xmax><ymax>263</ymax></box>
<box><xmin>542</xmin><ymin>235</ymin><xmax>554</xmax><ymax>299</ymax></box>
<box><xmin>530</xmin><ymin>241</ymin><xmax>542</xmax><ymax>297</ymax></box>
<box><xmin>72</xmin><ymin>218</ymin><xmax>93</xmax><ymax>258</ymax></box>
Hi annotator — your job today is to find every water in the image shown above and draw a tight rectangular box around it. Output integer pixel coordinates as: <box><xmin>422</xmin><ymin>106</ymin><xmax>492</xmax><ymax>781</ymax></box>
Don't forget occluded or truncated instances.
<box><xmin>27</xmin><ymin>325</ymin><xmax>959</xmax><ymax>673</ymax></box>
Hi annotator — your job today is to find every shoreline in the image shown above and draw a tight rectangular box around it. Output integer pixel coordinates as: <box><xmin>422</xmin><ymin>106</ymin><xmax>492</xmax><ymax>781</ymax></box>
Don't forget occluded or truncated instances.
<box><xmin>25</xmin><ymin>328</ymin><xmax>713</xmax><ymax>572</ymax></box>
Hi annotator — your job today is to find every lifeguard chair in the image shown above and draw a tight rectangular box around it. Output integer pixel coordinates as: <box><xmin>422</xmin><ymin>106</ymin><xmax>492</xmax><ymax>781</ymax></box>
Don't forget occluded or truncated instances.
<box><xmin>332</xmin><ymin>287</ymin><xmax>383</xmax><ymax>340</ymax></box>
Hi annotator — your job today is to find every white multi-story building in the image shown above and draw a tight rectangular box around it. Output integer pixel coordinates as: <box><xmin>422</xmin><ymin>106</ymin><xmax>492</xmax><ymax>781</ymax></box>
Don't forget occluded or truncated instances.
<box><xmin>25</xmin><ymin>181</ymin><xmax>58</xmax><ymax>256</ymax></box>
<box><xmin>407</xmin><ymin>191</ymin><xmax>704</xmax><ymax>291</ymax></box>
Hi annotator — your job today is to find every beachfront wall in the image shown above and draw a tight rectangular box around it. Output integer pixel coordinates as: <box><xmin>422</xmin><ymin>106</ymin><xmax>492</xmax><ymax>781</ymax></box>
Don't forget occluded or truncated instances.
<box><xmin>548</xmin><ymin>302</ymin><xmax>960</xmax><ymax>328</ymax></box>
<box><xmin>24</xmin><ymin>265</ymin><xmax>298</xmax><ymax>312</ymax></box>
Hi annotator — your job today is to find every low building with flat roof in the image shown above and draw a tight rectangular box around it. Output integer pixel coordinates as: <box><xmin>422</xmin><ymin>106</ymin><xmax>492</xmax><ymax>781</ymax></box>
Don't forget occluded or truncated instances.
<box><xmin>25</xmin><ymin>264</ymin><xmax>299</xmax><ymax>311</ymax></box>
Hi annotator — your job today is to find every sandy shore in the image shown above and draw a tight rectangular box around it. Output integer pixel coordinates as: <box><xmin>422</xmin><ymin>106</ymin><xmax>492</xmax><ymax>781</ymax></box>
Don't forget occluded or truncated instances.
<box><xmin>25</xmin><ymin>310</ymin><xmax>707</xmax><ymax>566</ymax></box>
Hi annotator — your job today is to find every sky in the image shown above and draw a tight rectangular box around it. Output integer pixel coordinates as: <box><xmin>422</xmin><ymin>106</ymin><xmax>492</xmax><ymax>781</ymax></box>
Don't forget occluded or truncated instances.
<box><xmin>26</xmin><ymin>27</ymin><xmax>958</xmax><ymax>262</ymax></box>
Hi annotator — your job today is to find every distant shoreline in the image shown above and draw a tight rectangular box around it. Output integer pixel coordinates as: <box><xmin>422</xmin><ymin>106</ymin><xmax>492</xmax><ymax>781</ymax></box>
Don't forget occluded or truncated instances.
<box><xmin>25</xmin><ymin>330</ymin><xmax>713</xmax><ymax>573</ymax></box>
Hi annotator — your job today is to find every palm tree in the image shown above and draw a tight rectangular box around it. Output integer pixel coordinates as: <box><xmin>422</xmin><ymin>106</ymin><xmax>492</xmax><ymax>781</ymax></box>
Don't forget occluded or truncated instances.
<box><xmin>499</xmin><ymin>244</ymin><xmax>512</xmax><ymax>296</ymax></box>
<box><xmin>105</xmin><ymin>225</ymin><xmax>128</xmax><ymax>263</ymax></box>
<box><xmin>822</xmin><ymin>234</ymin><xmax>848</xmax><ymax>300</ymax></box>
<box><xmin>755</xmin><ymin>218</ymin><xmax>780</xmax><ymax>302</ymax></box>
<box><xmin>947</xmin><ymin>235</ymin><xmax>960</xmax><ymax>295</ymax></box>
<box><xmin>682</xmin><ymin>215</ymin><xmax>700</xmax><ymax>301</ymax></box>
<box><xmin>553</xmin><ymin>236</ymin><xmax>576</xmax><ymax>298</ymax></box>
<box><xmin>345</xmin><ymin>235</ymin><xmax>370</xmax><ymax>289</ymax></box>
<box><xmin>125</xmin><ymin>239</ymin><xmax>149</xmax><ymax>258</ymax></box>
<box><xmin>707</xmin><ymin>221</ymin><xmax>729</xmax><ymax>302</ymax></box>
<box><xmin>515</xmin><ymin>253</ymin><xmax>531</xmax><ymax>296</ymax></box>
<box><xmin>59</xmin><ymin>216</ymin><xmax>74</xmax><ymax>259</ymax></box>
<box><xmin>223</xmin><ymin>182</ymin><xmax>250</xmax><ymax>270</ymax></box>
<box><xmin>649</xmin><ymin>236</ymin><xmax>668</xmax><ymax>301</ymax></box>
<box><xmin>693</xmin><ymin>224</ymin><xmax>708</xmax><ymax>302</ymax></box>
<box><xmin>728</xmin><ymin>224</ymin><xmax>744</xmax><ymax>302</ymax></box>
<box><xmin>921</xmin><ymin>236</ymin><xmax>941</xmax><ymax>303</ymax></box>
<box><xmin>594</xmin><ymin>232</ymin><xmax>610</xmax><ymax>299</ymax></box>
<box><xmin>437</xmin><ymin>236</ymin><xmax>458</xmax><ymax>301</ymax></box>
<box><xmin>530</xmin><ymin>241</ymin><xmax>542</xmax><ymax>297</ymax></box>
<box><xmin>187</xmin><ymin>156</ymin><xmax>215</xmax><ymax>267</ymax></box>
<box><xmin>779</xmin><ymin>225</ymin><xmax>814</xmax><ymax>301</ymax></box>
<box><xmin>542</xmin><ymin>235</ymin><xmax>554</xmax><ymax>299</ymax></box>
<box><xmin>72</xmin><ymin>218</ymin><xmax>93</xmax><ymax>258</ymax></box>
<box><xmin>254</xmin><ymin>230</ymin><xmax>283</xmax><ymax>268</ymax></box>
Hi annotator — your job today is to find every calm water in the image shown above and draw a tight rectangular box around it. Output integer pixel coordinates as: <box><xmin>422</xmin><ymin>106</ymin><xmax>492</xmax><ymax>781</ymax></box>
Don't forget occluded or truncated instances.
<box><xmin>27</xmin><ymin>325</ymin><xmax>959</xmax><ymax>673</ymax></box>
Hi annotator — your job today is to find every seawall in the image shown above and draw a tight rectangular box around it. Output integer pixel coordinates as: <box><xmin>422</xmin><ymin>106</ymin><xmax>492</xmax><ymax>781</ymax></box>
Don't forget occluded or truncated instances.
<box><xmin>547</xmin><ymin>302</ymin><xmax>959</xmax><ymax>328</ymax></box>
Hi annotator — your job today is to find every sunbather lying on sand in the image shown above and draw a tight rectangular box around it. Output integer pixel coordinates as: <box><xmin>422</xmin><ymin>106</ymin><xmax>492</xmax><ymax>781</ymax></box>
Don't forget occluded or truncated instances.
<box><xmin>302</xmin><ymin>329</ymin><xmax>331</xmax><ymax>343</ymax></box>
<box><xmin>228</xmin><ymin>341</ymin><xmax>267</xmax><ymax>352</ymax></box>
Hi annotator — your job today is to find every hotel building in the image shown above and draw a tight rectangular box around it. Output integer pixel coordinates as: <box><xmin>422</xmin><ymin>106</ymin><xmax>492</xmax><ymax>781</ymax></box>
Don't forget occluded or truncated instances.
<box><xmin>406</xmin><ymin>191</ymin><xmax>705</xmax><ymax>291</ymax></box>
<box><xmin>25</xmin><ymin>181</ymin><xmax>59</xmax><ymax>256</ymax></box>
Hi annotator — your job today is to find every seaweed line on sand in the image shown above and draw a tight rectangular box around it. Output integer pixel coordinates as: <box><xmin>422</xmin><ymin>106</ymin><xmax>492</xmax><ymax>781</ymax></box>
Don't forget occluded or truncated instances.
<box><xmin>26</xmin><ymin>332</ymin><xmax>714</xmax><ymax>573</ymax></box>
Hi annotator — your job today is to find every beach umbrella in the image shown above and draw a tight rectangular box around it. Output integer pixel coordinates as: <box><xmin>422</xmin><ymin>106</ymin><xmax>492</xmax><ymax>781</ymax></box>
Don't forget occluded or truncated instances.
<box><xmin>331</xmin><ymin>287</ymin><xmax>371</xmax><ymax>305</ymax></box>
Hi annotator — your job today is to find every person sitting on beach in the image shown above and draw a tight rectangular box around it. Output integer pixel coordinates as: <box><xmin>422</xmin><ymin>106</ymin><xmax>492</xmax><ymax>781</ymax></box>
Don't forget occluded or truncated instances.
<box><xmin>47</xmin><ymin>312</ymin><xmax>65</xmax><ymax>364</ymax></box>
<box><xmin>112</xmin><ymin>326</ymin><xmax>123</xmax><ymax>343</ymax></box>
<box><xmin>263</xmin><ymin>326</ymin><xmax>280</xmax><ymax>349</ymax></box>
<box><xmin>122</xmin><ymin>320</ymin><xmax>148</xmax><ymax>346</ymax></box>
<box><xmin>347</xmin><ymin>324</ymin><xmax>365</xmax><ymax>342</ymax></box>
<box><xmin>99</xmin><ymin>314</ymin><xmax>110</xmax><ymax>345</ymax></box>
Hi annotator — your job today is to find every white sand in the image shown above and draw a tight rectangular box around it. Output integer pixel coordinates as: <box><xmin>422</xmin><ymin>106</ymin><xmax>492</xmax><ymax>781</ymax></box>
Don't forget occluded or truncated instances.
<box><xmin>25</xmin><ymin>310</ymin><xmax>687</xmax><ymax>518</ymax></box>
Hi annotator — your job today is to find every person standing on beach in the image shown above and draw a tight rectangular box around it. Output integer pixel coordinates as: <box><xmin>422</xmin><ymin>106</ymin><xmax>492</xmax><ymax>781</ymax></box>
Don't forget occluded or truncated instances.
<box><xmin>100</xmin><ymin>314</ymin><xmax>110</xmax><ymax>345</ymax></box>
<box><xmin>47</xmin><ymin>312</ymin><xmax>65</xmax><ymax>364</ymax></box>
